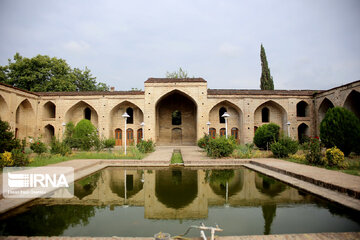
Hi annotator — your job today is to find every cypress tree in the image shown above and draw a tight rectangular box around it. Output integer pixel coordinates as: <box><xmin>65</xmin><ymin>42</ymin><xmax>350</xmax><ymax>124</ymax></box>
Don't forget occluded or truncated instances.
<box><xmin>260</xmin><ymin>44</ymin><xmax>274</xmax><ymax>90</ymax></box>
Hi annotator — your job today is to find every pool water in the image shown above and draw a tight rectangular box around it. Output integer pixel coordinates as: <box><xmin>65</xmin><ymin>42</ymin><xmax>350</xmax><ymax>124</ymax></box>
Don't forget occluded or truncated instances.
<box><xmin>0</xmin><ymin>167</ymin><xmax>359</xmax><ymax>237</ymax></box>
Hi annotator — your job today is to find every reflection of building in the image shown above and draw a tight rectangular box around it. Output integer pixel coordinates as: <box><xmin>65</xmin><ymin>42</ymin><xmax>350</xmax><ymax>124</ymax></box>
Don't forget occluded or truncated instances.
<box><xmin>1</xmin><ymin>79</ymin><xmax>359</xmax><ymax>145</ymax></box>
<box><xmin>37</xmin><ymin>168</ymin><xmax>315</xmax><ymax>220</ymax></box>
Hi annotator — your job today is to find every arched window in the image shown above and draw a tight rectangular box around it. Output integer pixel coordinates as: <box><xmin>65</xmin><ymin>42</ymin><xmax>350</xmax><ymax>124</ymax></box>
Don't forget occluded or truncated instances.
<box><xmin>296</xmin><ymin>101</ymin><xmax>308</xmax><ymax>117</ymax></box>
<box><xmin>219</xmin><ymin>107</ymin><xmax>227</xmax><ymax>123</ymax></box>
<box><xmin>172</xmin><ymin>110</ymin><xmax>181</xmax><ymax>125</ymax></box>
<box><xmin>84</xmin><ymin>107</ymin><xmax>91</xmax><ymax>120</ymax></box>
<box><xmin>126</xmin><ymin>107</ymin><xmax>134</xmax><ymax>124</ymax></box>
<box><xmin>262</xmin><ymin>107</ymin><xmax>269</xmax><ymax>122</ymax></box>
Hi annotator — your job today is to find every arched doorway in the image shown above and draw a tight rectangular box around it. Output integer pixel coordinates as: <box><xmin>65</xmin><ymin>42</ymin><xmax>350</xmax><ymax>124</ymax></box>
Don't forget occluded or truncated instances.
<box><xmin>231</xmin><ymin>127</ymin><xmax>239</xmax><ymax>143</ymax></box>
<box><xmin>156</xmin><ymin>90</ymin><xmax>197</xmax><ymax>145</ymax></box>
<box><xmin>343</xmin><ymin>90</ymin><xmax>360</xmax><ymax>119</ymax></box>
<box><xmin>209</xmin><ymin>128</ymin><xmax>216</xmax><ymax>139</ymax></box>
<box><xmin>137</xmin><ymin>128</ymin><xmax>143</xmax><ymax>144</ymax></box>
<box><xmin>220</xmin><ymin>128</ymin><xmax>226</xmax><ymax>137</ymax></box>
<box><xmin>44</xmin><ymin>124</ymin><xmax>55</xmax><ymax>144</ymax></box>
<box><xmin>115</xmin><ymin>128</ymin><xmax>122</xmax><ymax>146</ymax></box>
<box><xmin>126</xmin><ymin>128</ymin><xmax>134</xmax><ymax>145</ymax></box>
<box><xmin>297</xmin><ymin>123</ymin><xmax>310</xmax><ymax>143</ymax></box>
<box><xmin>296</xmin><ymin>101</ymin><xmax>309</xmax><ymax>117</ymax></box>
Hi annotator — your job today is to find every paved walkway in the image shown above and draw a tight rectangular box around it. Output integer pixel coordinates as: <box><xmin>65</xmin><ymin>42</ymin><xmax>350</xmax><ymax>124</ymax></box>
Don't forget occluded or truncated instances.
<box><xmin>1</xmin><ymin>232</ymin><xmax>360</xmax><ymax>240</ymax></box>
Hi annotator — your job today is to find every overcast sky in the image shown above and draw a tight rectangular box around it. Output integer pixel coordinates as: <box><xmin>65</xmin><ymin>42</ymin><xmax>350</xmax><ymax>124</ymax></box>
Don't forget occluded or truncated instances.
<box><xmin>0</xmin><ymin>0</ymin><xmax>359</xmax><ymax>91</ymax></box>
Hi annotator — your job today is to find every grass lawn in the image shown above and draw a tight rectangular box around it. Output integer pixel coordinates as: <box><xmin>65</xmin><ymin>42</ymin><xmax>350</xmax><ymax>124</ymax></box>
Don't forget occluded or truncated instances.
<box><xmin>170</xmin><ymin>152</ymin><xmax>183</xmax><ymax>164</ymax></box>
<box><xmin>285</xmin><ymin>153</ymin><xmax>360</xmax><ymax>176</ymax></box>
<box><xmin>28</xmin><ymin>147</ymin><xmax>145</xmax><ymax>167</ymax></box>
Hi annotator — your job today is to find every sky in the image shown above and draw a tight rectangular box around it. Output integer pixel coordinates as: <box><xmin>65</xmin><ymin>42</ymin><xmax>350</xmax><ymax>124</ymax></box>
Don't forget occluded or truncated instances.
<box><xmin>0</xmin><ymin>0</ymin><xmax>359</xmax><ymax>91</ymax></box>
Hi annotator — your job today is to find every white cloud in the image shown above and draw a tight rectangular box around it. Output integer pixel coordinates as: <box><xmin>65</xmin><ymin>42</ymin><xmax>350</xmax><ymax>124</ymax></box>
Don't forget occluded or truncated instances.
<box><xmin>63</xmin><ymin>41</ymin><xmax>90</xmax><ymax>53</ymax></box>
<box><xmin>218</xmin><ymin>43</ymin><xmax>241</xmax><ymax>57</ymax></box>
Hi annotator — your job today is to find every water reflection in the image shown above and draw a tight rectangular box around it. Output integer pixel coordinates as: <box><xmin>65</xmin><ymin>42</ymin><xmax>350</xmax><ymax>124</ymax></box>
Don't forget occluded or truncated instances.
<box><xmin>1</xmin><ymin>167</ymin><xmax>358</xmax><ymax>237</ymax></box>
<box><xmin>155</xmin><ymin>169</ymin><xmax>198</xmax><ymax>209</ymax></box>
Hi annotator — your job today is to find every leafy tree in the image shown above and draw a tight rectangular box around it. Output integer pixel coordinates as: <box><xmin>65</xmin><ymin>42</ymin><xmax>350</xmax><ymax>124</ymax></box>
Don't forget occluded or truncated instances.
<box><xmin>72</xmin><ymin>119</ymin><xmax>100</xmax><ymax>151</ymax></box>
<box><xmin>166</xmin><ymin>67</ymin><xmax>189</xmax><ymax>78</ymax></box>
<box><xmin>0</xmin><ymin>53</ymin><xmax>109</xmax><ymax>92</ymax></box>
<box><xmin>260</xmin><ymin>44</ymin><xmax>274</xmax><ymax>90</ymax></box>
<box><xmin>320</xmin><ymin>107</ymin><xmax>360</xmax><ymax>156</ymax></box>
<box><xmin>0</xmin><ymin>119</ymin><xmax>20</xmax><ymax>153</ymax></box>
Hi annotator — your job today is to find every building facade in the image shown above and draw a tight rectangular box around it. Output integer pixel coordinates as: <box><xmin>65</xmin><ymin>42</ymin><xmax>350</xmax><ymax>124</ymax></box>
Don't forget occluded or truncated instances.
<box><xmin>0</xmin><ymin>78</ymin><xmax>359</xmax><ymax>145</ymax></box>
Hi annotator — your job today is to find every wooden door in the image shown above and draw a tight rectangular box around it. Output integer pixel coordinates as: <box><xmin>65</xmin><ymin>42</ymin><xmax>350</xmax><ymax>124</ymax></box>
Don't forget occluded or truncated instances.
<box><xmin>137</xmin><ymin>128</ymin><xmax>143</xmax><ymax>144</ymax></box>
<box><xmin>127</xmin><ymin>128</ymin><xmax>134</xmax><ymax>145</ymax></box>
<box><xmin>115</xmin><ymin>128</ymin><xmax>122</xmax><ymax>146</ymax></box>
<box><xmin>209</xmin><ymin>128</ymin><xmax>216</xmax><ymax>139</ymax></box>
<box><xmin>231</xmin><ymin>127</ymin><xmax>239</xmax><ymax>143</ymax></box>
<box><xmin>220</xmin><ymin>128</ymin><xmax>226</xmax><ymax>137</ymax></box>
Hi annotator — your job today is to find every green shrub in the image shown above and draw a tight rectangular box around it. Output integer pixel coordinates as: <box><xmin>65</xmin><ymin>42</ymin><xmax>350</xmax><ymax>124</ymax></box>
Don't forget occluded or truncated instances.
<box><xmin>253</xmin><ymin>123</ymin><xmax>280</xmax><ymax>149</ymax></box>
<box><xmin>325</xmin><ymin>146</ymin><xmax>345</xmax><ymax>167</ymax></box>
<box><xmin>0</xmin><ymin>151</ymin><xmax>14</xmax><ymax>168</ymax></box>
<box><xmin>30</xmin><ymin>138</ymin><xmax>47</xmax><ymax>155</ymax></box>
<box><xmin>271</xmin><ymin>137</ymin><xmax>298</xmax><ymax>158</ymax></box>
<box><xmin>320</xmin><ymin>107</ymin><xmax>360</xmax><ymax>156</ymax></box>
<box><xmin>305</xmin><ymin>137</ymin><xmax>324</xmax><ymax>165</ymax></box>
<box><xmin>63</xmin><ymin>122</ymin><xmax>76</xmax><ymax>147</ymax></box>
<box><xmin>206</xmin><ymin>136</ymin><xmax>236</xmax><ymax>158</ymax></box>
<box><xmin>136</xmin><ymin>139</ymin><xmax>155</xmax><ymax>153</ymax></box>
<box><xmin>103</xmin><ymin>138</ymin><xmax>116</xmax><ymax>148</ymax></box>
<box><xmin>0</xmin><ymin>119</ymin><xmax>20</xmax><ymax>153</ymax></box>
<box><xmin>11</xmin><ymin>148</ymin><xmax>30</xmax><ymax>166</ymax></box>
<box><xmin>50</xmin><ymin>137</ymin><xmax>72</xmax><ymax>156</ymax></box>
<box><xmin>197</xmin><ymin>134</ymin><xmax>210</xmax><ymax>149</ymax></box>
<box><xmin>71</xmin><ymin>119</ymin><xmax>100</xmax><ymax>151</ymax></box>
<box><xmin>232</xmin><ymin>144</ymin><xmax>254</xmax><ymax>159</ymax></box>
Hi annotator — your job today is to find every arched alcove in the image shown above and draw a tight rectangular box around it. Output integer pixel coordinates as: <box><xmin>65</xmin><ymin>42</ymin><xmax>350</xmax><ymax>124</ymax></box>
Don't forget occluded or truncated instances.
<box><xmin>109</xmin><ymin>101</ymin><xmax>143</xmax><ymax>142</ymax></box>
<box><xmin>65</xmin><ymin>101</ymin><xmax>98</xmax><ymax>127</ymax></box>
<box><xmin>296</xmin><ymin>101</ymin><xmax>309</xmax><ymax>117</ymax></box>
<box><xmin>254</xmin><ymin>100</ymin><xmax>287</xmax><ymax>132</ymax></box>
<box><xmin>0</xmin><ymin>95</ymin><xmax>9</xmax><ymax>121</ymax></box>
<box><xmin>343</xmin><ymin>90</ymin><xmax>360</xmax><ymax>119</ymax></box>
<box><xmin>297</xmin><ymin>123</ymin><xmax>310</xmax><ymax>143</ymax></box>
<box><xmin>43</xmin><ymin>101</ymin><xmax>56</xmax><ymax>119</ymax></box>
<box><xmin>15</xmin><ymin>99</ymin><xmax>35</xmax><ymax>139</ymax></box>
<box><xmin>209</xmin><ymin>100</ymin><xmax>243</xmax><ymax>143</ymax></box>
<box><xmin>318</xmin><ymin>98</ymin><xmax>334</xmax><ymax>124</ymax></box>
<box><xmin>44</xmin><ymin>124</ymin><xmax>55</xmax><ymax>144</ymax></box>
<box><xmin>156</xmin><ymin>90</ymin><xmax>197</xmax><ymax>145</ymax></box>
<box><xmin>155</xmin><ymin>169</ymin><xmax>198</xmax><ymax>209</ymax></box>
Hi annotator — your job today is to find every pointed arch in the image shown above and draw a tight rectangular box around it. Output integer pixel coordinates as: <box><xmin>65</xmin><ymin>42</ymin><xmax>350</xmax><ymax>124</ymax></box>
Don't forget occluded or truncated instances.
<box><xmin>44</xmin><ymin>124</ymin><xmax>55</xmax><ymax>144</ymax></box>
<box><xmin>0</xmin><ymin>94</ymin><xmax>9</xmax><ymax>121</ymax></box>
<box><xmin>65</xmin><ymin>101</ymin><xmax>98</xmax><ymax>127</ymax></box>
<box><xmin>109</xmin><ymin>101</ymin><xmax>144</xmax><ymax>138</ymax></box>
<box><xmin>15</xmin><ymin>99</ymin><xmax>35</xmax><ymax>139</ymax></box>
<box><xmin>156</xmin><ymin>90</ymin><xmax>197</xmax><ymax>145</ymax></box>
<box><xmin>43</xmin><ymin>101</ymin><xmax>56</xmax><ymax>119</ymax></box>
<box><xmin>254</xmin><ymin>100</ymin><xmax>288</xmax><ymax>132</ymax></box>
<box><xmin>343</xmin><ymin>90</ymin><xmax>360</xmax><ymax>119</ymax></box>
<box><xmin>318</xmin><ymin>98</ymin><xmax>334</xmax><ymax>124</ymax></box>
<box><xmin>297</xmin><ymin>123</ymin><xmax>310</xmax><ymax>143</ymax></box>
<box><xmin>296</xmin><ymin>100</ymin><xmax>309</xmax><ymax>117</ymax></box>
<box><xmin>209</xmin><ymin>100</ymin><xmax>243</xmax><ymax>143</ymax></box>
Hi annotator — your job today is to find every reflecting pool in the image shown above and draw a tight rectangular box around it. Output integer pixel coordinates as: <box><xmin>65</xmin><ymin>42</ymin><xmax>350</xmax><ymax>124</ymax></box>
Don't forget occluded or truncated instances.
<box><xmin>0</xmin><ymin>167</ymin><xmax>359</xmax><ymax>236</ymax></box>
